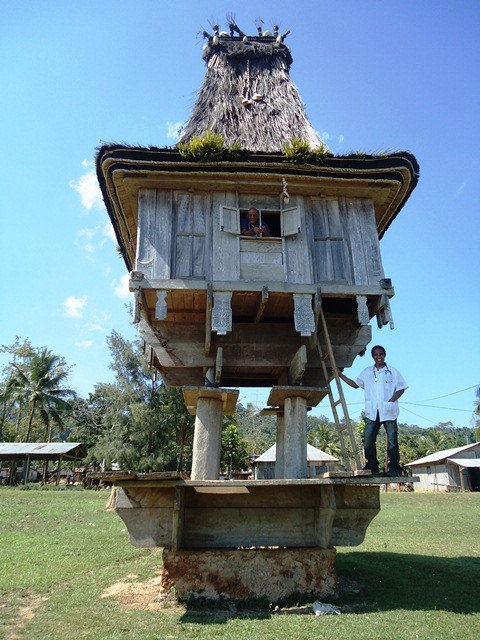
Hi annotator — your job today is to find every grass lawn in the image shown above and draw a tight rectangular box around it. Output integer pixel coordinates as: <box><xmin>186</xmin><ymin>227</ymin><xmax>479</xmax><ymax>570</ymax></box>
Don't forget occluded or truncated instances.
<box><xmin>0</xmin><ymin>486</ymin><xmax>478</xmax><ymax>639</ymax></box>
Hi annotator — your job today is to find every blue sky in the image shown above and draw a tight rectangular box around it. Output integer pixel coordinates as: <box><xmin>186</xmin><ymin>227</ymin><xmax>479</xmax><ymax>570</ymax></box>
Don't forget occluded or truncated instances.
<box><xmin>1</xmin><ymin>1</ymin><xmax>479</xmax><ymax>431</ymax></box>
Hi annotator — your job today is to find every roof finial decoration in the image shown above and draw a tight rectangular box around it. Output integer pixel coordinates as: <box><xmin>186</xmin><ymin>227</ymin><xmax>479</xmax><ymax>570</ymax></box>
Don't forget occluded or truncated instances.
<box><xmin>277</xmin><ymin>29</ymin><xmax>291</xmax><ymax>44</ymax></box>
<box><xmin>255</xmin><ymin>17</ymin><xmax>264</xmax><ymax>36</ymax></box>
<box><xmin>227</xmin><ymin>14</ymin><xmax>245</xmax><ymax>38</ymax></box>
<box><xmin>201</xmin><ymin>19</ymin><xmax>290</xmax><ymax>45</ymax></box>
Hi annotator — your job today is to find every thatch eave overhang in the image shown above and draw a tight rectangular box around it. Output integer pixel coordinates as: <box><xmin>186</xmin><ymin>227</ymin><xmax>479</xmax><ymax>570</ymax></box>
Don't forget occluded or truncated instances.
<box><xmin>96</xmin><ymin>144</ymin><xmax>419</xmax><ymax>271</ymax></box>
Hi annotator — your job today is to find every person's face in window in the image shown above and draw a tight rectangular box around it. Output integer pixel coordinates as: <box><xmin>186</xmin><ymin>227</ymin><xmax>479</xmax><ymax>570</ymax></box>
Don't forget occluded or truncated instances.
<box><xmin>247</xmin><ymin>209</ymin><xmax>259</xmax><ymax>225</ymax></box>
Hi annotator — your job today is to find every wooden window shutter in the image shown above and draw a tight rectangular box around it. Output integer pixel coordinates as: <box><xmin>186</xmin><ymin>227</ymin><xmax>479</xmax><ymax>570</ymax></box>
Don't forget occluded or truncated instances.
<box><xmin>220</xmin><ymin>205</ymin><xmax>240</xmax><ymax>234</ymax></box>
<box><xmin>281</xmin><ymin>207</ymin><xmax>301</xmax><ymax>236</ymax></box>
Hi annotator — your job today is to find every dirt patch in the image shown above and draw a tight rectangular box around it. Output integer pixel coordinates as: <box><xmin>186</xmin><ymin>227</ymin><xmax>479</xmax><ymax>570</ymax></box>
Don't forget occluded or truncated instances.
<box><xmin>3</xmin><ymin>594</ymin><xmax>49</xmax><ymax>640</ymax></box>
<box><xmin>98</xmin><ymin>573</ymin><xmax>364</xmax><ymax>615</ymax></box>
<box><xmin>100</xmin><ymin>574</ymin><xmax>184</xmax><ymax>613</ymax></box>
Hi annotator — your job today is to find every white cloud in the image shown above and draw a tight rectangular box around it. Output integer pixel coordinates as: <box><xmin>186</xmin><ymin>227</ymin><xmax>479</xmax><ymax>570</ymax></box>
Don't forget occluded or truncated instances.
<box><xmin>75</xmin><ymin>339</ymin><xmax>93</xmax><ymax>349</ymax></box>
<box><xmin>70</xmin><ymin>168</ymin><xmax>103</xmax><ymax>211</ymax></box>
<box><xmin>77</xmin><ymin>227</ymin><xmax>97</xmax><ymax>241</ymax></box>
<box><xmin>102</xmin><ymin>221</ymin><xmax>117</xmax><ymax>243</ymax></box>
<box><xmin>114</xmin><ymin>273</ymin><xmax>132</xmax><ymax>299</ymax></box>
<box><xmin>167</xmin><ymin>121</ymin><xmax>184</xmax><ymax>140</ymax></box>
<box><xmin>320</xmin><ymin>131</ymin><xmax>345</xmax><ymax>150</ymax></box>
<box><xmin>75</xmin><ymin>226</ymin><xmax>101</xmax><ymax>257</ymax></box>
<box><xmin>64</xmin><ymin>295</ymin><xmax>88</xmax><ymax>318</ymax></box>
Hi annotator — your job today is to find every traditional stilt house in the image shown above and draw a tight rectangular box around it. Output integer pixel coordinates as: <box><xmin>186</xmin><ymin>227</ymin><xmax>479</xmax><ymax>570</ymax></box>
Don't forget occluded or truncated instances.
<box><xmin>96</xmin><ymin>21</ymin><xmax>419</xmax><ymax>603</ymax></box>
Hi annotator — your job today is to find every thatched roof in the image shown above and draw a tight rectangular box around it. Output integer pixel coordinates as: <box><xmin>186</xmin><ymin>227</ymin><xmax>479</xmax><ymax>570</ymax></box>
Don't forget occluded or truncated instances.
<box><xmin>178</xmin><ymin>32</ymin><xmax>325</xmax><ymax>153</ymax></box>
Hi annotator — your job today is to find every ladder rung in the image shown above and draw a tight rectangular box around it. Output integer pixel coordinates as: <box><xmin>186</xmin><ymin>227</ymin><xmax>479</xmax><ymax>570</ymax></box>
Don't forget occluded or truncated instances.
<box><xmin>333</xmin><ymin>399</ymin><xmax>342</xmax><ymax>407</ymax></box>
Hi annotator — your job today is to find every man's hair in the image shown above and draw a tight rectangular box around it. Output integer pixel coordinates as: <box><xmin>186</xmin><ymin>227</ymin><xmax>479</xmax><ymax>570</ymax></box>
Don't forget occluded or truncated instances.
<box><xmin>371</xmin><ymin>345</ymin><xmax>386</xmax><ymax>356</ymax></box>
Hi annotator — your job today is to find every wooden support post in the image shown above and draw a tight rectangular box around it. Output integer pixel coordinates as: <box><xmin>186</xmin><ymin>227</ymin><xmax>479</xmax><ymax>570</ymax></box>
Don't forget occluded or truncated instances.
<box><xmin>215</xmin><ymin>347</ymin><xmax>223</xmax><ymax>386</ymax></box>
<box><xmin>283</xmin><ymin>396</ymin><xmax>308</xmax><ymax>478</ymax></box>
<box><xmin>288</xmin><ymin>345</ymin><xmax>307</xmax><ymax>385</ymax></box>
<box><xmin>183</xmin><ymin>387</ymin><xmax>239</xmax><ymax>481</ymax></box>
<box><xmin>204</xmin><ymin>283</ymin><xmax>212</xmax><ymax>356</ymax></box>
<box><xmin>171</xmin><ymin>486</ymin><xmax>185</xmax><ymax>553</ymax></box>
<box><xmin>274</xmin><ymin>411</ymin><xmax>285</xmax><ymax>479</ymax></box>
<box><xmin>191</xmin><ymin>396</ymin><xmax>223</xmax><ymax>480</ymax></box>
<box><xmin>268</xmin><ymin>386</ymin><xmax>325</xmax><ymax>480</ymax></box>
<box><xmin>24</xmin><ymin>456</ymin><xmax>31</xmax><ymax>485</ymax></box>
<box><xmin>56</xmin><ymin>455</ymin><xmax>62</xmax><ymax>486</ymax></box>
<box><xmin>254</xmin><ymin>286</ymin><xmax>269</xmax><ymax>323</ymax></box>
<box><xmin>314</xmin><ymin>485</ymin><xmax>336</xmax><ymax>548</ymax></box>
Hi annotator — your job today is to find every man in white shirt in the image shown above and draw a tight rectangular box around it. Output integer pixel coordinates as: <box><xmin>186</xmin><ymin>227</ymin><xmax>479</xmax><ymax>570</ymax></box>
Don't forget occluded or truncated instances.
<box><xmin>337</xmin><ymin>345</ymin><xmax>407</xmax><ymax>477</ymax></box>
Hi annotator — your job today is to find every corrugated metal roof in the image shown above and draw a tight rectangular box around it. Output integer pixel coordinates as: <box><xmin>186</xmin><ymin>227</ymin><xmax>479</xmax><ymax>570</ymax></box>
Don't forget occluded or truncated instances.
<box><xmin>254</xmin><ymin>443</ymin><xmax>338</xmax><ymax>464</ymax></box>
<box><xmin>446</xmin><ymin>457</ymin><xmax>480</xmax><ymax>468</ymax></box>
<box><xmin>0</xmin><ymin>442</ymin><xmax>87</xmax><ymax>460</ymax></box>
<box><xmin>405</xmin><ymin>442</ymin><xmax>480</xmax><ymax>466</ymax></box>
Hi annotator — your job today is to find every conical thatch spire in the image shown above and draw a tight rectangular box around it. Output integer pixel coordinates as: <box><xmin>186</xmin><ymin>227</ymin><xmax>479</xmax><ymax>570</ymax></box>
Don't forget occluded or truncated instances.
<box><xmin>178</xmin><ymin>26</ymin><xmax>326</xmax><ymax>153</ymax></box>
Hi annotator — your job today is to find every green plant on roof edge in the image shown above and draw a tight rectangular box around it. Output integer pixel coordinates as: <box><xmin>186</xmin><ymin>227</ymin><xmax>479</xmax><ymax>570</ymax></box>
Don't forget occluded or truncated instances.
<box><xmin>178</xmin><ymin>130</ymin><xmax>242</xmax><ymax>162</ymax></box>
<box><xmin>282</xmin><ymin>138</ymin><xmax>330</xmax><ymax>165</ymax></box>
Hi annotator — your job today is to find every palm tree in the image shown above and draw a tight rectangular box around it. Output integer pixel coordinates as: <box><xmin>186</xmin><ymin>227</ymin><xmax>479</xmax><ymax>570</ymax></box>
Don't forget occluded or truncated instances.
<box><xmin>308</xmin><ymin>423</ymin><xmax>341</xmax><ymax>458</ymax></box>
<box><xmin>8</xmin><ymin>348</ymin><xmax>76</xmax><ymax>443</ymax></box>
<box><xmin>419</xmin><ymin>427</ymin><xmax>453</xmax><ymax>457</ymax></box>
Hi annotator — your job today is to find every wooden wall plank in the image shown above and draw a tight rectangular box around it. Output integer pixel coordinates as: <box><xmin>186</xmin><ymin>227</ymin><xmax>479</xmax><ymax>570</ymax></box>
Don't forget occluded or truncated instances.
<box><xmin>182</xmin><ymin>507</ymin><xmax>316</xmax><ymax>547</ymax></box>
<box><xmin>283</xmin><ymin>200</ymin><xmax>313</xmax><ymax>284</ymax></box>
<box><xmin>137</xmin><ymin>189</ymin><xmax>173</xmax><ymax>280</ymax></box>
<box><xmin>212</xmin><ymin>194</ymin><xmax>240</xmax><ymax>280</ymax></box>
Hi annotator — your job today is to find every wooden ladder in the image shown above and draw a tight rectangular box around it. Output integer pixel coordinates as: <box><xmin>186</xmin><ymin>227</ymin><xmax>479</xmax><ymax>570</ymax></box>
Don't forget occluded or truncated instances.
<box><xmin>316</xmin><ymin>304</ymin><xmax>362</xmax><ymax>471</ymax></box>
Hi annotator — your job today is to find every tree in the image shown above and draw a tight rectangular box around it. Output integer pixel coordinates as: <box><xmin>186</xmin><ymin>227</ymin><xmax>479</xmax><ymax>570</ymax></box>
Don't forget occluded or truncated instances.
<box><xmin>307</xmin><ymin>422</ymin><xmax>341</xmax><ymax>458</ymax></box>
<box><xmin>221</xmin><ymin>423</ymin><xmax>249</xmax><ymax>478</ymax></box>
<box><xmin>474</xmin><ymin>387</ymin><xmax>480</xmax><ymax>442</ymax></box>
<box><xmin>235</xmin><ymin>403</ymin><xmax>275</xmax><ymax>454</ymax></box>
<box><xmin>0</xmin><ymin>337</ymin><xmax>34</xmax><ymax>440</ymax></box>
<box><xmin>74</xmin><ymin>332</ymin><xmax>196</xmax><ymax>473</ymax></box>
<box><xmin>7</xmin><ymin>347</ymin><xmax>75</xmax><ymax>442</ymax></box>
<box><xmin>418</xmin><ymin>426</ymin><xmax>454</xmax><ymax>458</ymax></box>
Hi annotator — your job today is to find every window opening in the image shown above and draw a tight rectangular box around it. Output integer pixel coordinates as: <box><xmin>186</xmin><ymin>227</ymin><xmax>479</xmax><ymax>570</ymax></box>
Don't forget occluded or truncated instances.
<box><xmin>239</xmin><ymin>208</ymin><xmax>281</xmax><ymax>237</ymax></box>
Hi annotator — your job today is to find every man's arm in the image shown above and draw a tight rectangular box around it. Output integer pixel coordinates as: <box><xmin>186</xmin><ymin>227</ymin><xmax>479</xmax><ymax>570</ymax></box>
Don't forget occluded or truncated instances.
<box><xmin>389</xmin><ymin>388</ymin><xmax>405</xmax><ymax>403</ymax></box>
<box><xmin>336</xmin><ymin>368</ymin><xmax>359</xmax><ymax>389</ymax></box>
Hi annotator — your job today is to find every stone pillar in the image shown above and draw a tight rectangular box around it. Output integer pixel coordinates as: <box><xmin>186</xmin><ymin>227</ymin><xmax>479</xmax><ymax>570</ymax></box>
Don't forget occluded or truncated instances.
<box><xmin>267</xmin><ymin>386</ymin><xmax>326</xmax><ymax>480</ymax></box>
<box><xmin>182</xmin><ymin>387</ymin><xmax>239</xmax><ymax>481</ymax></box>
<box><xmin>284</xmin><ymin>396</ymin><xmax>308</xmax><ymax>478</ymax></box>
<box><xmin>191</xmin><ymin>396</ymin><xmax>223</xmax><ymax>480</ymax></box>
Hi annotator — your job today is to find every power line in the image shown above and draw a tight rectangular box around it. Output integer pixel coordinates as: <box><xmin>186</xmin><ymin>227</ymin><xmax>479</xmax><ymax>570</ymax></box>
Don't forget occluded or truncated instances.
<box><xmin>401</xmin><ymin>403</ymin><xmax>472</xmax><ymax>413</ymax></box>
<box><xmin>409</xmin><ymin>384</ymin><xmax>480</xmax><ymax>404</ymax></box>
<box><xmin>400</xmin><ymin>404</ymin><xmax>439</xmax><ymax>425</ymax></box>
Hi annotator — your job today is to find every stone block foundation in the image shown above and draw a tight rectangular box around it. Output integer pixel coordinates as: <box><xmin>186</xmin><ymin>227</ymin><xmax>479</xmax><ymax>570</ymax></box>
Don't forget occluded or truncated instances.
<box><xmin>161</xmin><ymin>547</ymin><xmax>337</xmax><ymax>603</ymax></box>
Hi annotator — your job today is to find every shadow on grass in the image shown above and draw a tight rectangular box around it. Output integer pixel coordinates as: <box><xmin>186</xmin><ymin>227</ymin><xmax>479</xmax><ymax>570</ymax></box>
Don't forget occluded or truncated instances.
<box><xmin>179</xmin><ymin>551</ymin><xmax>479</xmax><ymax>624</ymax></box>
<box><xmin>336</xmin><ymin>551</ymin><xmax>480</xmax><ymax>615</ymax></box>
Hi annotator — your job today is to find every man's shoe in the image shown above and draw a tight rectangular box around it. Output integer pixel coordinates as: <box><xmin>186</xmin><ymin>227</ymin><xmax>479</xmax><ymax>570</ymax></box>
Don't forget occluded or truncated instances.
<box><xmin>363</xmin><ymin>466</ymin><xmax>382</xmax><ymax>476</ymax></box>
<box><xmin>385</xmin><ymin>468</ymin><xmax>403</xmax><ymax>478</ymax></box>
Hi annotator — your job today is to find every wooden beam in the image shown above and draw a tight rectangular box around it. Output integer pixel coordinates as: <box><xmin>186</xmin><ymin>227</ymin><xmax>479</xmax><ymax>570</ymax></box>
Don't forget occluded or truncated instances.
<box><xmin>204</xmin><ymin>283</ymin><xmax>212</xmax><ymax>356</ymax></box>
<box><xmin>214</xmin><ymin>347</ymin><xmax>223</xmax><ymax>386</ymax></box>
<box><xmin>288</xmin><ymin>345</ymin><xmax>308</xmax><ymax>385</ymax></box>
<box><xmin>254</xmin><ymin>286</ymin><xmax>269</xmax><ymax>323</ymax></box>
<box><xmin>171</xmin><ymin>486</ymin><xmax>185</xmax><ymax>553</ymax></box>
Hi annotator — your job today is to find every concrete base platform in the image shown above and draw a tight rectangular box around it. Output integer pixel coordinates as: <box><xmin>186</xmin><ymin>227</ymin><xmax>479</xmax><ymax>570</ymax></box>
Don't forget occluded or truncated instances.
<box><xmin>161</xmin><ymin>547</ymin><xmax>337</xmax><ymax>603</ymax></box>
